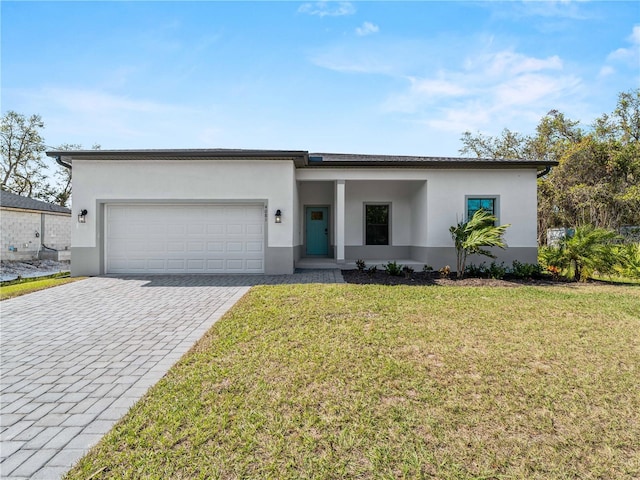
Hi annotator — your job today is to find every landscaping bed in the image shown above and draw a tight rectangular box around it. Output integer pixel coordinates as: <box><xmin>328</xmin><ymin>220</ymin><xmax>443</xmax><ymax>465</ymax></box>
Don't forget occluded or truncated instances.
<box><xmin>341</xmin><ymin>269</ymin><xmax>562</xmax><ymax>287</ymax></box>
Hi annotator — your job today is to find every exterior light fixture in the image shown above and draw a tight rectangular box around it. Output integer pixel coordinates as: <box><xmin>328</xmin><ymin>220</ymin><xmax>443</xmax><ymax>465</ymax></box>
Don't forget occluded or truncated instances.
<box><xmin>275</xmin><ymin>209</ymin><xmax>282</xmax><ymax>223</ymax></box>
<box><xmin>78</xmin><ymin>209</ymin><xmax>88</xmax><ymax>223</ymax></box>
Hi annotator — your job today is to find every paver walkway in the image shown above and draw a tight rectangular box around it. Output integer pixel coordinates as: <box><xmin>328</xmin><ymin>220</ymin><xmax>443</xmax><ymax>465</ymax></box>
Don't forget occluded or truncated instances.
<box><xmin>0</xmin><ymin>270</ymin><xmax>344</xmax><ymax>479</ymax></box>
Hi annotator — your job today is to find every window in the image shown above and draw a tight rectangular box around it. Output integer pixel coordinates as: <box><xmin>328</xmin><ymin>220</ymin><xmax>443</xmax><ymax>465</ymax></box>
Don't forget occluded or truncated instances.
<box><xmin>467</xmin><ymin>197</ymin><xmax>496</xmax><ymax>220</ymax></box>
<box><xmin>365</xmin><ymin>204</ymin><xmax>389</xmax><ymax>245</ymax></box>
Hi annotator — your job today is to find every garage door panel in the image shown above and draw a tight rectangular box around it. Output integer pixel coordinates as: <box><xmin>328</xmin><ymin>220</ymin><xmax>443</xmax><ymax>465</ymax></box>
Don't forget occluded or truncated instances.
<box><xmin>226</xmin><ymin>224</ymin><xmax>243</xmax><ymax>235</ymax></box>
<box><xmin>246</xmin><ymin>241</ymin><xmax>263</xmax><ymax>252</ymax></box>
<box><xmin>187</xmin><ymin>241</ymin><xmax>205</xmax><ymax>252</ymax></box>
<box><xmin>107</xmin><ymin>204</ymin><xmax>264</xmax><ymax>274</ymax></box>
<box><xmin>167</xmin><ymin>224</ymin><xmax>185</xmax><ymax>235</ymax></box>
<box><xmin>207</xmin><ymin>242</ymin><xmax>224</xmax><ymax>252</ymax></box>
<box><xmin>226</xmin><ymin>242</ymin><xmax>243</xmax><ymax>252</ymax></box>
<box><xmin>246</xmin><ymin>259</ymin><xmax>263</xmax><ymax>270</ymax></box>
<box><xmin>207</xmin><ymin>224</ymin><xmax>224</xmax><ymax>234</ymax></box>
<box><xmin>167</xmin><ymin>242</ymin><xmax>185</xmax><ymax>252</ymax></box>
<box><xmin>246</xmin><ymin>224</ymin><xmax>263</xmax><ymax>235</ymax></box>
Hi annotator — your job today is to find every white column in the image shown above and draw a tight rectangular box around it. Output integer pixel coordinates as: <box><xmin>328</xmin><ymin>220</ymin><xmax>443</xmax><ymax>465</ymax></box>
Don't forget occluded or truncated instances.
<box><xmin>335</xmin><ymin>180</ymin><xmax>345</xmax><ymax>263</ymax></box>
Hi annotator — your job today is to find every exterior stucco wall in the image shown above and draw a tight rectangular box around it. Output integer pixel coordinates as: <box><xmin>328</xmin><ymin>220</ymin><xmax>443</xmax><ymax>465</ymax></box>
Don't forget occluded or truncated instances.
<box><xmin>424</xmin><ymin>169</ymin><xmax>538</xmax><ymax>249</ymax></box>
<box><xmin>71</xmin><ymin>159</ymin><xmax>296</xmax><ymax>275</ymax></box>
<box><xmin>343</xmin><ymin>180</ymin><xmax>424</xmax><ymax>247</ymax></box>
<box><xmin>1</xmin><ymin>209</ymin><xmax>71</xmax><ymax>261</ymax></box>
<box><xmin>296</xmin><ymin>167</ymin><xmax>538</xmax><ymax>266</ymax></box>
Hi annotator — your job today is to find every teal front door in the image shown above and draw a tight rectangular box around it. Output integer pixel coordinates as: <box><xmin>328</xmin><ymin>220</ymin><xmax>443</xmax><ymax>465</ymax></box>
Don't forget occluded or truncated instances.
<box><xmin>306</xmin><ymin>207</ymin><xmax>329</xmax><ymax>256</ymax></box>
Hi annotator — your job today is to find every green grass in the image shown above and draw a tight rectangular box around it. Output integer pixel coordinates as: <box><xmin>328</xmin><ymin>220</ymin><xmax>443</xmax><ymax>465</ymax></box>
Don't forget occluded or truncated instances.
<box><xmin>0</xmin><ymin>275</ymin><xmax>83</xmax><ymax>300</ymax></box>
<box><xmin>66</xmin><ymin>284</ymin><xmax>640</xmax><ymax>480</ymax></box>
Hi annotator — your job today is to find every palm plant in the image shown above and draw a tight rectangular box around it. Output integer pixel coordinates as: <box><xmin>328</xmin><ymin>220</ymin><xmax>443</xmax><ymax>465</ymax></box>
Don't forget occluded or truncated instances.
<box><xmin>542</xmin><ymin>224</ymin><xmax>620</xmax><ymax>281</ymax></box>
<box><xmin>449</xmin><ymin>209</ymin><xmax>510</xmax><ymax>278</ymax></box>
<box><xmin>616</xmin><ymin>243</ymin><xmax>640</xmax><ymax>279</ymax></box>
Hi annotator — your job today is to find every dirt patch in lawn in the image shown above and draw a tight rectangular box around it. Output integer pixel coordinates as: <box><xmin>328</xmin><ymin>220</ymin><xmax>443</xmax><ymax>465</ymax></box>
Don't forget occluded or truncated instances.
<box><xmin>341</xmin><ymin>269</ymin><xmax>564</xmax><ymax>287</ymax></box>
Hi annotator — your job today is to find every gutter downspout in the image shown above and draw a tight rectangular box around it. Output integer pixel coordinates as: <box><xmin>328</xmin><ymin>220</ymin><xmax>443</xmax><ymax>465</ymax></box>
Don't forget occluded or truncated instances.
<box><xmin>537</xmin><ymin>165</ymin><xmax>551</xmax><ymax>178</ymax></box>
<box><xmin>55</xmin><ymin>155</ymin><xmax>72</xmax><ymax>170</ymax></box>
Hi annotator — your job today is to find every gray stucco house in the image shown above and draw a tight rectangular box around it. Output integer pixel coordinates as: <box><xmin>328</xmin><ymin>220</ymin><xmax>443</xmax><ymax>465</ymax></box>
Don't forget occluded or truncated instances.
<box><xmin>0</xmin><ymin>190</ymin><xmax>71</xmax><ymax>261</ymax></box>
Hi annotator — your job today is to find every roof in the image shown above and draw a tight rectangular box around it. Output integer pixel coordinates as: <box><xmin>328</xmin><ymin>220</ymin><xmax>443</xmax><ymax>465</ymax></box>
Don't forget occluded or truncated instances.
<box><xmin>0</xmin><ymin>190</ymin><xmax>71</xmax><ymax>214</ymax></box>
<box><xmin>46</xmin><ymin>149</ymin><xmax>310</xmax><ymax>167</ymax></box>
<box><xmin>308</xmin><ymin>152</ymin><xmax>556</xmax><ymax>168</ymax></box>
<box><xmin>46</xmin><ymin>148</ymin><xmax>558</xmax><ymax>169</ymax></box>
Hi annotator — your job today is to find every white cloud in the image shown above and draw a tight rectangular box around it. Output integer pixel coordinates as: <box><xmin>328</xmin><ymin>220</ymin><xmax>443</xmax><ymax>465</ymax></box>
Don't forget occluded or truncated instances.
<box><xmin>356</xmin><ymin>22</ymin><xmax>379</xmax><ymax>37</ymax></box>
<box><xmin>310</xmin><ymin>48</ymin><xmax>393</xmax><ymax>74</ymax></box>
<box><xmin>469</xmin><ymin>50</ymin><xmax>563</xmax><ymax>77</ymax></box>
<box><xmin>598</xmin><ymin>65</ymin><xmax>615</xmax><ymax>78</ymax></box>
<box><xmin>409</xmin><ymin>77</ymin><xmax>467</xmax><ymax>97</ymax></box>
<box><xmin>629</xmin><ymin>25</ymin><xmax>640</xmax><ymax>44</ymax></box>
<box><xmin>382</xmin><ymin>48</ymin><xmax>581</xmax><ymax>134</ymax></box>
<box><xmin>605</xmin><ymin>25</ymin><xmax>640</xmax><ymax>67</ymax></box>
<box><xmin>298</xmin><ymin>1</ymin><xmax>355</xmax><ymax>17</ymax></box>
<box><xmin>41</xmin><ymin>88</ymin><xmax>181</xmax><ymax>115</ymax></box>
<box><xmin>9</xmin><ymin>87</ymin><xmax>206</xmax><ymax>148</ymax></box>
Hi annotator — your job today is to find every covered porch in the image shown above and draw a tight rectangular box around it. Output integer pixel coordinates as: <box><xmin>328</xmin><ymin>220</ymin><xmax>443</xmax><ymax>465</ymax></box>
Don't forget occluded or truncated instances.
<box><xmin>295</xmin><ymin>173</ymin><xmax>431</xmax><ymax>268</ymax></box>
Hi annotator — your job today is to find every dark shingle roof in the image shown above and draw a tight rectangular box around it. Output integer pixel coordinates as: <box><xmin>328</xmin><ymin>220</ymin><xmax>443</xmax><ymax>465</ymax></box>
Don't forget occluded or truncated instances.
<box><xmin>308</xmin><ymin>152</ymin><xmax>556</xmax><ymax>168</ymax></box>
<box><xmin>45</xmin><ymin>148</ymin><xmax>558</xmax><ymax>169</ymax></box>
<box><xmin>0</xmin><ymin>190</ymin><xmax>71</xmax><ymax>214</ymax></box>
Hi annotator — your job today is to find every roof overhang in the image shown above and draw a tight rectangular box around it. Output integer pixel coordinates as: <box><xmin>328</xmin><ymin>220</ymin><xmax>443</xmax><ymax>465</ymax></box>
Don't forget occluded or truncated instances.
<box><xmin>46</xmin><ymin>148</ymin><xmax>558</xmax><ymax>171</ymax></box>
<box><xmin>307</xmin><ymin>153</ymin><xmax>558</xmax><ymax>170</ymax></box>
<box><xmin>46</xmin><ymin>149</ymin><xmax>310</xmax><ymax>168</ymax></box>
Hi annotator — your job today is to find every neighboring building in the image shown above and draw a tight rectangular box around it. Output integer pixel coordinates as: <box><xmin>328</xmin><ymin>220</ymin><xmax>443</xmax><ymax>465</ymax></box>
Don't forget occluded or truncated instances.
<box><xmin>46</xmin><ymin>149</ymin><xmax>557</xmax><ymax>276</ymax></box>
<box><xmin>0</xmin><ymin>190</ymin><xmax>71</xmax><ymax>261</ymax></box>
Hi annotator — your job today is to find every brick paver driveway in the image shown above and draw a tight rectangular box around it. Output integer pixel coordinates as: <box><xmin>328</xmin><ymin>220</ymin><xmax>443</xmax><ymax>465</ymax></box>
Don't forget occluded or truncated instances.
<box><xmin>1</xmin><ymin>271</ymin><xmax>343</xmax><ymax>479</ymax></box>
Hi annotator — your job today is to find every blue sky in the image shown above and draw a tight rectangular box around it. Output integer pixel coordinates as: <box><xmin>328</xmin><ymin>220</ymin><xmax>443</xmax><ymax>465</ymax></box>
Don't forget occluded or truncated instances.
<box><xmin>2</xmin><ymin>1</ymin><xmax>639</xmax><ymax>157</ymax></box>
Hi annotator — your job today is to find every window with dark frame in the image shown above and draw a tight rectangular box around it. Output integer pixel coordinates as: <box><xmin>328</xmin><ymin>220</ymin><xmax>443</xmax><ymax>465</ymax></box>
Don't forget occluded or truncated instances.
<box><xmin>467</xmin><ymin>198</ymin><xmax>495</xmax><ymax>220</ymax></box>
<box><xmin>365</xmin><ymin>204</ymin><xmax>389</xmax><ymax>245</ymax></box>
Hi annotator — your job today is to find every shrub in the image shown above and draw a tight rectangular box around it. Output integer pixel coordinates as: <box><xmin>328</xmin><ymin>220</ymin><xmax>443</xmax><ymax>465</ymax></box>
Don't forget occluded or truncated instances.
<box><xmin>542</xmin><ymin>225</ymin><xmax>620</xmax><ymax>282</ymax></box>
<box><xmin>615</xmin><ymin>243</ymin><xmax>640</xmax><ymax>279</ymax></box>
<box><xmin>422</xmin><ymin>265</ymin><xmax>433</xmax><ymax>273</ymax></box>
<box><xmin>511</xmin><ymin>260</ymin><xmax>543</xmax><ymax>279</ymax></box>
<box><xmin>439</xmin><ymin>265</ymin><xmax>451</xmax><ymax>278</ymax></box>
<box><xmin>355</xmin><ymin>259</ymin><xmax>366</xmax><ymax>271</ymax></box>
<box><xmin>366</xmin><ymin>265</ymin><xmax>378</xmax><ymax>276</ymax></box>
<box><xmin>465</xmin><ymin>262</ymin><xmax>487</xmax><ymax>278</ymax></box>
<box><xmin>384</xmin><ymin>261</ymin><xmax>404</xmax><ymax>276</ymax></box>
<box><xmin>402</xmin><ymin>265</ymin><xmax>414</xmax><ymax>279</ymax></box>
<box><xmin>487</xmin><ymin>261</ymin><xmax>507</xmax><ymax>279</ymax></box>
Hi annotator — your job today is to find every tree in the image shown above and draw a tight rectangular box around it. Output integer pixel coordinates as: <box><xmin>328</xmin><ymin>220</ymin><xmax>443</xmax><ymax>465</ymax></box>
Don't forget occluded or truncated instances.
<box><xmin>541</xmin><ymin>225</ymin><xmax>620</xmax><ymax>282</ymax></box>
<box><xmin>460</xmin><ymin>89</ymin><xmax>640</xmax><ymax>243</ymax></box>
<box><xmin>1</xmin><ymin>111</ymin><xmax>48</xmax><ymax>197</ymax></box>
<box><xmin>449</xmin><ymin>209</ymin><xmax>511</xmax><ymax>278</ymax></box>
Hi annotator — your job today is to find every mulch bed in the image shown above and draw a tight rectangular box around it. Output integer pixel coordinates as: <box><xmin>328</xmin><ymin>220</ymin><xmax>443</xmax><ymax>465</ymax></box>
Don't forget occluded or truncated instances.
<box><xmin>341</xmin><ymin>269</ymin><xmax>563</xmax><ymax>287</ymax></box>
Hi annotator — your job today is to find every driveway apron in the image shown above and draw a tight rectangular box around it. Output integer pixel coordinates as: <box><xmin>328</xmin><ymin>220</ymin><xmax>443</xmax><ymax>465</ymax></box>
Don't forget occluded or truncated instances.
<box><xmin>1</xmin><ymin>271</ymin><xmax>343</xmax><ymax>479</ymax></box>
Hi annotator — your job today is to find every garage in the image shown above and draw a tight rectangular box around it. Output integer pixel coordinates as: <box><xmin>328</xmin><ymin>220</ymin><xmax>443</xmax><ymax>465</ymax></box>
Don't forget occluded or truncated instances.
<box><xmin>106</xmin><ymin>204</ymin><xmax>265</xmax><ymax>274</ymax></box>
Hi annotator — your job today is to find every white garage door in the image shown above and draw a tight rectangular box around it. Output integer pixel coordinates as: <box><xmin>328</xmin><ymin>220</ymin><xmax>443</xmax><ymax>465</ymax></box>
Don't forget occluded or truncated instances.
<box><xmin>106</xmin><ymin>204</ymin><xmax>265</xmax><ymax>274</ymax></box>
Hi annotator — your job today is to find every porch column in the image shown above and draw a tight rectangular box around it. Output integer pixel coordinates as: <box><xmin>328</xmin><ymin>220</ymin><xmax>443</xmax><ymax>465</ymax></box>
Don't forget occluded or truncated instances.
<box><xmin>335</xmin><ymin>180</ymin><xmax>345</xmax><ymax>263</ymax></box>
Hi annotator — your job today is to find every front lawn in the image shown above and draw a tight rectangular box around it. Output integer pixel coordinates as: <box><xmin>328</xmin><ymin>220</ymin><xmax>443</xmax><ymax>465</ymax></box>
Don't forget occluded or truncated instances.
<box><xmin>67</xmin><ymin>284</ymin><xmax>639</xmax><ymax>479</ymax></box>
<box><xmin>0</xmin><ymin>275</ymin><xmax>83</xmax><ymax>300</ymax></box>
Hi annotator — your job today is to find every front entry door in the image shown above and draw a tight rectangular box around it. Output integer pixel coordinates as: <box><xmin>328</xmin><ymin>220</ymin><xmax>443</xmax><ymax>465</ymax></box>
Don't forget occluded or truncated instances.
<box><xmin>306</xmin><ymin>207</ymin><xmax>329</xmax><ymax>256</ymax></box>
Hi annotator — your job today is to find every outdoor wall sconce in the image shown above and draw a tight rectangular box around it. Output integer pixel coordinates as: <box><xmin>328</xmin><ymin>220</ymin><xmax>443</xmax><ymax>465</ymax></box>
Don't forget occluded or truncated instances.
<box><xmin>275</xmin><ymin>209</ymin><xmax>282</xmax><ymax>223</ymax></box>
<box><xmin>78</xmin><ymin>209</ymin><xmax>88</xmax><ymax>223</ymax></box>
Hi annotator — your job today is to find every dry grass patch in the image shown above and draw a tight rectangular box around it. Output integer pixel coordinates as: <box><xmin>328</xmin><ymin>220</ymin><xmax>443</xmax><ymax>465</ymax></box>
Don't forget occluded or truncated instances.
<box><xmin>66</xmin><ymin>284</ymin><xmax>640</xmax><ymax>479</ymax></box>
